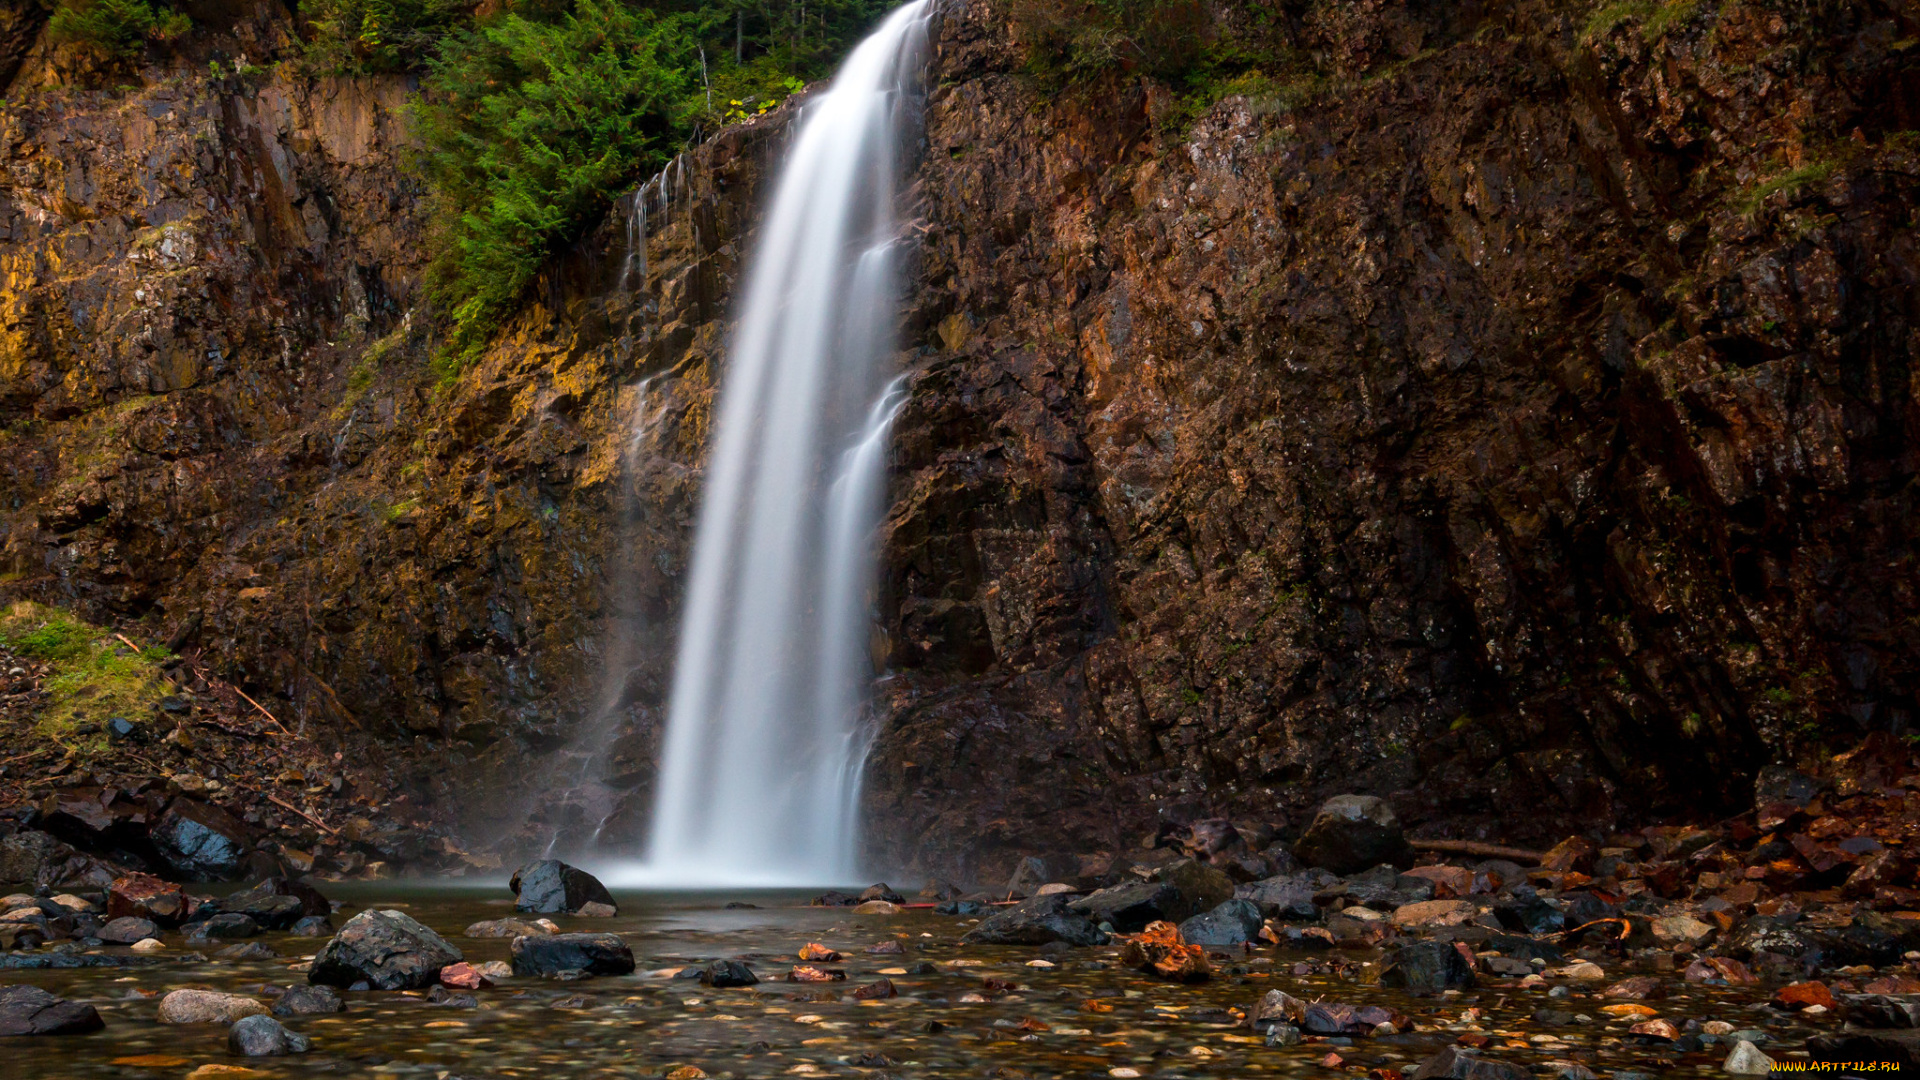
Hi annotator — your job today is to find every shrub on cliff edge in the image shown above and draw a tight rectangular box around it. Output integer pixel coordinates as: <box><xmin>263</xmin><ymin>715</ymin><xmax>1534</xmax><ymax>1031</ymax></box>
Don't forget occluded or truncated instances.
<box><xmin>47</xmin><ymin>0</ymin><xmax>189</xmax><ymax>59</ymax></box>
<box><xmin>410</xmin><ymin>0</ymin><xmax>697</xmax><ymax>372</ymax></box>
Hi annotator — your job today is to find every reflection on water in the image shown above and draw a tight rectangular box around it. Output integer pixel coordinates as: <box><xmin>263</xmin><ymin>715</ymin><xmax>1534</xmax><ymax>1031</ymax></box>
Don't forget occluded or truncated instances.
<box><xmin>7</xmin><ymin>883</ymin><xmax>1816</xmax><ymax>1078</ymax></box>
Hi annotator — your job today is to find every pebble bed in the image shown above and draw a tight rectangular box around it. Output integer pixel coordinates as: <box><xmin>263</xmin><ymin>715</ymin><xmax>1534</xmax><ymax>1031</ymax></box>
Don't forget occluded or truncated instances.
<box><xmin>5</xmin><ymin>884</ymin><xmax>1836</xmax><ymax>1079</ymax></box>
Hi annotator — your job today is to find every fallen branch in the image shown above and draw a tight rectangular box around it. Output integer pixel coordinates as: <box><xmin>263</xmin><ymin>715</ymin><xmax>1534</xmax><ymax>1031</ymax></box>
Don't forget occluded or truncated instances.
<box><xmin>1550</xmin><ymin>917</ymin><xmax>1632</xmax><ymax>942</ymax></box>
<box><xmin>1409</xmin><ymin>838</ymin><xmax>1546</xmax><ymax>864</ymax></box>
<box><xmin>187</xmin><ymin>664</ymin><xmax>293</xmax><ymax>737</ymax></box>
<box><xmin>268</xmin><ymin>793</ymin><xmax>339</xmax><ymax>836</ymax></box>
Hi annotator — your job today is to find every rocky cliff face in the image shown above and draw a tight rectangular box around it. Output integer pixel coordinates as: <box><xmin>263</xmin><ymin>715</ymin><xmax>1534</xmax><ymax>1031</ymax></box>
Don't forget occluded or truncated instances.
<box><xmin>864</xmin><ymin>0</ymin><xmax>1920</xmax><ymax>877</ymax></box>
<box><xmin>2</xmin><ymin>0</ymin><xmax>1917</xmax><ymax>881</ymax></box>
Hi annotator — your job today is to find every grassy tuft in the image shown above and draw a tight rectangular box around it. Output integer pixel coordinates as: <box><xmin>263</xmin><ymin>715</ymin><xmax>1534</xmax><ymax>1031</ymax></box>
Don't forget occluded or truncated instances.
<box><xmin>1736</xmin><ymin>158</ymin><xmax>1840</xmax><ymax>216</ymax></box>
<box><xmin>0</xmin><ymin>601</ymin><xmax>173</xmax><ymax>753</ymax></box>
<box><xmin>47</xmin><ymin>0</ymin><xmax>190</xmax><ymax>59</ymax></box>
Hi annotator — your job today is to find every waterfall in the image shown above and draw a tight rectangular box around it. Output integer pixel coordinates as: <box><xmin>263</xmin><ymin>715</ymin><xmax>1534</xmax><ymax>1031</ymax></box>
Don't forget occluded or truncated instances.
<box><xmin>612</xmin><ymin>1</ymin><xmax>930</xmax><ymax>887</ymax></box>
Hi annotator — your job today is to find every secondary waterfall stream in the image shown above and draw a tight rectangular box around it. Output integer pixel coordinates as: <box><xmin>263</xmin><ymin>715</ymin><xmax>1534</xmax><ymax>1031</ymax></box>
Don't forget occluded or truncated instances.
<box><xmin>606</xmin><ymin>1</ymin><xmax>930</xmax><ymax>886</ymax></box>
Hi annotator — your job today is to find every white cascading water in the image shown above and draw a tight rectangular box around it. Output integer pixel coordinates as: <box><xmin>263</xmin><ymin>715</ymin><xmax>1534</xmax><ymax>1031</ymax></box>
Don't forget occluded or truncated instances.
<box><xmin>609</xmin><ymin>1</ymin><xmax>929</xmax><ymax>887</ymax></box>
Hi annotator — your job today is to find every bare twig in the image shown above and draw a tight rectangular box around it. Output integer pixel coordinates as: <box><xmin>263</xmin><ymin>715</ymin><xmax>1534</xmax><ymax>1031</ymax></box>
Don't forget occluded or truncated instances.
<box><xmin>1409</xmin><ymin>838</ymin><xmax>1547</xmax><ymax>864</ymax></box>
<box><xmin>268</xmin><ymin>793</ymin><xmax>339</xmax><ymax>836</ymax></box>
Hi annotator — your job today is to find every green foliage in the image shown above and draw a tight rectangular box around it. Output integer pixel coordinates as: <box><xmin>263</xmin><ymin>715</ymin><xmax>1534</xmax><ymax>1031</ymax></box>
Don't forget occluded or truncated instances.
<box><xmin>302</xmin><ymin>0</ymin><xmax>475</xmax><ymax>73</ymax></box>
<box><xmin>47</xmin><ymin>0</ymin><xmax>189</xmax><ymax>58</ymax></box>
<box><xmin>1736</xmin><ymin>158</ymin><xmax>1840</xmax><ymax>216</ymax></box>
<box><xmin>1006</xmin><ymin>0</ymin><xmax>1214</xmax><ymax>87</ymax></box>
<box><xmin>1580</xmin><ymin>0</ymin><xmax>1704</xmax><ymax>44</ymax></box>
<box><xmin>0</xmin><ymin>602</ymin><xmax>172</xmax><ymax>751</ymax></box>
<box><xmin>411</xmin><ymin>0</ymin><xmax>700</xmax><ymax>369</ymax></box>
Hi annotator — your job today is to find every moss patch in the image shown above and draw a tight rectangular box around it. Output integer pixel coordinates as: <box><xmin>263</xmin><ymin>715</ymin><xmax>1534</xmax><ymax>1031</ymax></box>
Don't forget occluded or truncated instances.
<box><xmin>0</xmin><ymin>601</ymin><xmax>173</xmax><ymax>755</ymax></box>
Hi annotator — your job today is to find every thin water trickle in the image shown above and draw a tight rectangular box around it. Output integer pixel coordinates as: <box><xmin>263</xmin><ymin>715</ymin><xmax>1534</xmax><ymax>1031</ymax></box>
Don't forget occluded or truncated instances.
<box><xmin>603</xmin><ymin>2</ymin><xmax>931</xmax><ymax>889</ymax></box>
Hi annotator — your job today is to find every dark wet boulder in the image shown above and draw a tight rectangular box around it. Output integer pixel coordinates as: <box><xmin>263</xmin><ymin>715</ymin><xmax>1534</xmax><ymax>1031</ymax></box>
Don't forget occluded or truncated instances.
<box><xmin>1178</xmin><ymin>899</ymin><xmax>1264</xmax><ymax>946</ymax></box>
<box><xmin>859</xmin><ymin>883</ymin><xmax>906</xmax><ymax>904</ymax></box>
<box><xmin>190</xmin><ymin>913</ymin><xmax>259</xmax><ymax>940</ymax></box>
<box><xmin>933</xmin><ymin>899</ymin><xmax>986</xmax><ymax>916</ymax></box>
<box><xmin>1755</xmin><ymin>765</ymin><xmax>1823</xmax><ymax>807</ymax></box>
<box><xmin>309</xmin><ymin>909</ymin><xmax>463</xmax><ymax>991</ymax></box>
<box><xmin>1236</xmin><ymin>873</ymin><xmax>1327</xmax><ymax>920</ymax></box>
<box><xmin>98</xmin><ymin>916</ymin><xmax>157</xmax><ymax>945</ymax></box>
<box><xmin>1069</xmin><ymin>882</ymin><xmax>1179</xmax><ymax>932</ymax></box>
<box><xmin>1411</xmin><ymin>1045</ymin><xmax>1529</xmax><ymax>1080</ymax></box>
<box><xmin>224</xmin><ymin>878</ymin><xmax>330</xmax><ymax>930</ymax></box>
<box><xmin>962</xmin><ymin>893</ymin><xmax>1104</xmax><ymax>946</ymax></box>
<box><xmin>1842</xmin><ymin>995</ymin><xmax>1920</xmax><ymax>1029</ymax></box>
<box><xmin>811</xmin><ymin>890</ymin><xmax>860</xmax><ymax>906</ymax></box>
<box><xmin>150</xmin><ymin>799</ymin><xmax>251</xmax><ymax>880</ymax></box>
<box><xmin>1158</xmin><ymin>860</ymin><xmax>1236</xmax><ymax>921</ymax></box>
<box><xmin>1492</xmin><ymin>887</ymin><xmax>1564</xmax><ymax>935</ymax></box>
<box><xmin>1344</xmin><ymin>864</ymin><xmax>1435</xmax><ymax>908</ymax></box>
<box><xmin>700</xmin><ymin>959</ymin><xmax>759</xmax><ymax>987</ymax></box>
<box><xmin>215</xmin><ymin>942</ymin><xmax>277</xmax><ymax>961</ymax></box>
<box><xmin>0</xmin><ymin>828</ymin><xmax>121</xmax><ymax>889</ymax></box>
<box><xmin>0</xmin><ymin>985</ymin><xmax>104</xmax><ymax>1035</ymax></box>
<box><xmin>509</xmin><ymin>932</ymin><xmax>635</xmax><ymax>978</ymax></box>
<box><xmin>106</xmin><ymin>873</ymin><xmax>189</xmax><ymax>926</ymax></box>
<box><xmin>228</xmin><ymin>1013</ymin><xmax>311</xmax><ymax>1056</ymax></box>
<box><xmin>1724</xmin><ymin>916</ymin><xmax>1851</xmax><ymax>969</ymax></box>
<box><xmin>290</xmin><ymin>916</ymin><xmax>333</xmax><ymax>937</ymax></box>
<box><xmin>509</xmin><ymin>860</ymin><xmax>616</xmax><ymax>916</ymax></box>
<box><xmin>1376</xmin><ymin>940</ymin><xmax>1477</xmax><ymax>991</ymax></box>
<box><xmin>1832</xmin><ymin>912</ymin><xmax>1920</xmax><ymax>967</ymax></box>
<box><xmin>1807</xmin><ymin>1031</ymin><xmax>1920</xmax><ymax>1070</ymax></box>
<box><xmin>1292</xmin><ymin>796</ymin><xmax>1409</xmax><ymax>876</ymax></box>
<box><xmin>1302</xmin><ymin>1001</ymin><xmax>1398</xmax><ymax>1036</ymax></box>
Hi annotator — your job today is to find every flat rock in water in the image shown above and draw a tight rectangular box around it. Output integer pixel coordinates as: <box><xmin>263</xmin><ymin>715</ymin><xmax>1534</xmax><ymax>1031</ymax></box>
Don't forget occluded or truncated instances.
<box><xmin>1376</xmin><ymin>941</ymin><xmax>1477</xmax><ymax>991</ymax></box>
<box><xmin>1235</xmin><ymin>873</ymin><xmax>1326</xmax><ymax>920</ymax></box>
<box><xmin>191</xmin><ymin>913</ymin><xmax>260</xmax><ymax>939</ymax></box>
<box><xmin>0</xmin><ymin>984</ymin><xmax>104</xmax><ymax>1035</ymax></box>
<box><xmin>222</xmin><ymin>879</ymin><xmax>328</xmax><ymax>930</ymax></box>
<box><xmin>1178</xmin><ymin>898</ymin><xmax>1264</xmax><ymax>946</ymax></box>
<box><xmin>227</xmin><ymin>1014</ymin><xmax>311</xmax><ymax>1056</ymax></box>
<box><xmin>962</xmin><ymin>894</ymin><xmax>1104</xmax><ymax>946</ymax></box>
<box><xmin>1410</xmin><ymin>1045</ymin><xmax>1529</xmax><ymax>1080</ymax></box>
<box><xmin>509</xmin><ymin>860</ymin><xmax>616</xmax><ymax>916</ymax></box>
<box><xmin>700</xmin><ymin>960</ymin><xmax>759</xmax><ymax>988</ymax></box>
<box><xmin>157</xmin><ymin>989</ymin><xmax>267</xmax><ymax>1024</ymax></box>
<box><xmin>1292</xmin><ymin>795</ymin><xmax>1410</xmax><ymax>876</ymax></box>
<box><xmin>271</xmin><ymin>985</ymin><xmax>343</xmax><ymax>1017</ymax></box>
<box><xmin>1069</xmin><ymin>882</ymin><xmax>1179</xmax><ymax>932</ymax></box>
<box><xmin>464</xmin><ymin>918</ymin><xmax>553</xmax><ymax>939</ymax></box>
<box><xmin>510</xmin><ymin>932</ymin><xmax>636</xmax><ymax>977</ymax></box>
<box><xmin>0</xmin><ymin>952</ymin><xmax>176</xmax><ymax>969</ymax></box>
<box><xmin>309</xmin><ymin>909</ymin><xmax>463</xmax><ymax>991</ymax></box>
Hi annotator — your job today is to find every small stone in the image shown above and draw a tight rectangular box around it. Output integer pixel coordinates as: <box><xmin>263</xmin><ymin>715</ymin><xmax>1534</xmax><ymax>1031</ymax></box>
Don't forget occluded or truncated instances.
<box><xmin>1391</xmin><ymin>899</ymin><xmax>1478</xmax><ymax>928</ymax></box>
<box><xmin>1723</xmin><ymin>1039</ymin><xmax>1776</xmax><ymax>1074</ymax></box>
<box><xmin>157</xmin><ymin>989</ymin><xmax>268</xmax><ymax>1024</ymax></box>
<box><xmin>1264</xmin><ymin>1023</ymin><xmax>1301</xmax><ymax>1046</ymax></box>
<box><xmin>226</xmin><ymin>1014</ymin><xmax>311</xmax><ymax>1056</ymax></box>
<box><xmin>214</xmin><ymin>942</ymin><xmax>276</xmax><ymax>961</ymax></box>
<box><xmin>99</xmin><ymin>916</ymin><xmax>158</xmax><ymax>944</ymax></box>
<box><xmin>576</xmin><ymin>901</ymin><xmax>616</xmax><ymax>918</ymax></box>
<box><xmin>439</xmin><ymin>962</ymin><xmax>491</xmax><ymax>990</ymax></box>
<box><xmin>474</xmin><ymin>960</ymin><xmax>512</xmax><ymax>981</ymax></box>
<box><xmin>131</xmin><ymin>937</ymin><xmax>165</xmax><ymax>953</ymax></box>
<box><xmin>1603</xmin><ymin>976</ymin><xmax>1665</xmax><ymax>999</ymax></box>
<box><xmin>1292</xmin><ymin>795</ymin><xmax>1409</xmax><ymax>875</ymax></box>
<box><xmin>853</xmin><ymin>900</ymin><xmax>901</xmax><ymax>914</ymax></box>
<box><xmin>271</xmin><ymin>985</ymin><xmax>343</xmax><ymax>1017</ymax></box>
<box><xmin>290</xmin><ymin>916</ymin><xmax>332</xmax><ymax>937</ymax></box>
<box><xmin>191</xmin><ymin>913</ymin><xmax>260</xmax><ymax>940</ymax></box>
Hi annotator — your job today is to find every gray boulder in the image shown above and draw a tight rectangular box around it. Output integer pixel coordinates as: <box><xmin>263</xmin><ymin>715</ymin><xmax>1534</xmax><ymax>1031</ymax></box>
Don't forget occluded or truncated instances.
<box><xmin>1179</xmin><ymin>899</ymin><xmax>1264</xmax><ymax>946</ymax></box>
<box><xmin>228</xmin><ymin>1013</ymin><xmax>311</xmax><ymax>1056</ymax></box>
<box><xmin>509</xmin><ymin>860</ymin><xmax>617</xmax><ymax>916</ymax></box>
<box><xmin>509</xmin><ymin>932</ymin><xmax>635</xmax><ymax>977</ymax></box>
<box><xmin>1292</xmin><ymin>795</ymin><xmax>1409</xmax><ymax>875</ymax></box>
<box><xmin>309</xmin><ymin>909</ymin><xmax>462</xmax><ymax>991</ymax></box>
<box><xmin>962</xmin><ymin>894</ymin><xmax>1104</xmax><ymax>946</ymax></box>
<box><xmin>0</xmin><ymin>985</ymin><xmax>104</xmax><ymax>1035</ymax></box>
